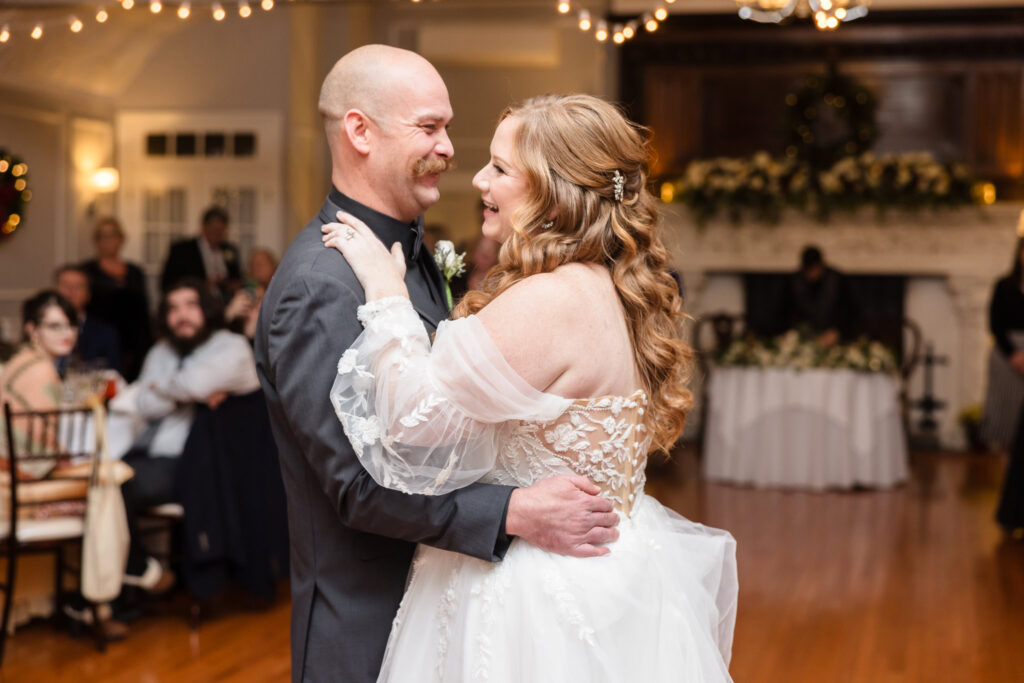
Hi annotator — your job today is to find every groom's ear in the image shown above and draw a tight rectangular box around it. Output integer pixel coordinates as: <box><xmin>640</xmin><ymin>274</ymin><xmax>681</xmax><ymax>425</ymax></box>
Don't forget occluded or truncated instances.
<box><xmin>344</xmin><ymin>110</ymin><xmax>373</xmax><ymax>156</ymax></box>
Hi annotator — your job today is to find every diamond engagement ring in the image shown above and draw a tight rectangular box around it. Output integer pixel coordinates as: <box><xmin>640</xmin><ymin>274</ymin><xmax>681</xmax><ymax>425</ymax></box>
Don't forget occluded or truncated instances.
<box><xmin>344</xmin><ymin>228</ymin><xmax>356</xmax><ymax>240</ymax></box>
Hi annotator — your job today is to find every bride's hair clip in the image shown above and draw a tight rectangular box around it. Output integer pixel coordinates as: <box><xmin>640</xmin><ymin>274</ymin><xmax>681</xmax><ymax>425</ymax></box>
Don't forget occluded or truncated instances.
<box><xmin>542</xmin><ymin>220</ymin><xmax>555</xmax><ymax>229</ymax></box>
<box><xmin>612</xmin><ymin>169</ymin><xmax>625</xmax><ymax>203</ymax></box>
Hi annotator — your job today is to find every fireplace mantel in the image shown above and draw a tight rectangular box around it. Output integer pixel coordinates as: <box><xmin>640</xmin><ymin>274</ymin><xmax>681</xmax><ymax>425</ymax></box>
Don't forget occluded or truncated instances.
<box><xmin>663</xmin><ymin>202</ymin><xmax>1024</xmax><ymax>448</ymax></box>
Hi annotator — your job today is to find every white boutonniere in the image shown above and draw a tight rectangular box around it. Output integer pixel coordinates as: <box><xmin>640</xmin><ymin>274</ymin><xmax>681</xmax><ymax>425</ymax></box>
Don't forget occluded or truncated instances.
<box><xmin>432</xmin><ymin>240</ymin><xmax>466</xmax><ymax>309</ymax></box>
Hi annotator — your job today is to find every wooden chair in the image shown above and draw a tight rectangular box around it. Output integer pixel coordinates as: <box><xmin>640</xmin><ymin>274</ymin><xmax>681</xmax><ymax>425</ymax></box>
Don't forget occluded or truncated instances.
<box><xmin>899</xmin><ymin>318</ymin><xmax>925</xmax><ymax>433</ymax></box>
<box><xmin>1</xmin><ymin>402</ymin><xmax>107</xmax><ymax>664</ymax></box>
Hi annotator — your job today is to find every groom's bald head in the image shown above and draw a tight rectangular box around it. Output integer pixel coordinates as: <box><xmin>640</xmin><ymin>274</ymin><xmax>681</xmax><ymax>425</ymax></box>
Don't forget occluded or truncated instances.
<box><xmin>319</xmin><ymin>45</ymin><xmax>441</xmax><ymax>139</ymax></box>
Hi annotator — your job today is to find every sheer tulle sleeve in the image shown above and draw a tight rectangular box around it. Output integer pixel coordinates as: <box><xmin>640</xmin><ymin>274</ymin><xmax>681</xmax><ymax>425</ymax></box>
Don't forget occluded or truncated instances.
<box><xmin>329</xmin><ymin>296</ymin><xmax>572</xmax><ymax>495</ymax></box>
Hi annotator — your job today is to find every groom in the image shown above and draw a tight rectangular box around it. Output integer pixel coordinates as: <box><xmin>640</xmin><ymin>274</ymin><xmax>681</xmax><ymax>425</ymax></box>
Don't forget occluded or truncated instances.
<box><xmin>255</xmin><ymin>45</ymin><xmax>620</xmax><ymax>683</ymax></box>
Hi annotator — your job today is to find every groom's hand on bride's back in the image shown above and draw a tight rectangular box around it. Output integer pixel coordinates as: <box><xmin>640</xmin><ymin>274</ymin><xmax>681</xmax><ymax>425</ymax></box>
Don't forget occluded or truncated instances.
<box><xmin>504</xmin><ymin>475</ymin><xmax>619</xmax><ymax>557</ymax></box>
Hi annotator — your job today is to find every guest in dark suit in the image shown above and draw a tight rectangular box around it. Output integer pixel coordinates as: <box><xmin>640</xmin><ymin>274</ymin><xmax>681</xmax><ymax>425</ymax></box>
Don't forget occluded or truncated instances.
<box><xmin>785</xmin><ymin>245</ymin><xmax>860</xmax><ymax>346</ymax></box>
<box><xmin>160</xmin><ymin>206</ymin><xmax>241</xmax><ymax>299</ymax></box>
<box><xmin>80</xmin><ymin>216</ymin><xmax>153</xmax><ymax>381</ymax></box>
<box><xmin>54</xmin><ymin>264</ymin><xmax>121</xmax><ymax>375</ymax></box>
<box><xmin>254</xmin><ymin>45</ymin><xmax>617</xmax><ymax>683</ymax></box>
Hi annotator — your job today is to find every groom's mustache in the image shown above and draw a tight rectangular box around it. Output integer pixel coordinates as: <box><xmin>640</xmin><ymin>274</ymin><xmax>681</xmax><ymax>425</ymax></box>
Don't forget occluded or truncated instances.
<box><xmin>413</xmin><ymin>157</ymin><xmax>456</xmax><ymax>177</ymax></box>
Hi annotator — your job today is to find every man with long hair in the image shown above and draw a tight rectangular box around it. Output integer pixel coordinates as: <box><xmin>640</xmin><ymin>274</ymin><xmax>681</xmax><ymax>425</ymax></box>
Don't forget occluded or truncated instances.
<box><xmin>121</xmin><ymin>278</ymin><xmax>260</xmax><ymax>592</ymax></box>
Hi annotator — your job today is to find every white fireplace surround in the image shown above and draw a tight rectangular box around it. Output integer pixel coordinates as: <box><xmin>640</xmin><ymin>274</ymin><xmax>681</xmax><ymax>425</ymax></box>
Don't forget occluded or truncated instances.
<box><xmin>663</xmin><ymin>202</ymin><xmax>1024</xmax><ymax>449</ymax></box>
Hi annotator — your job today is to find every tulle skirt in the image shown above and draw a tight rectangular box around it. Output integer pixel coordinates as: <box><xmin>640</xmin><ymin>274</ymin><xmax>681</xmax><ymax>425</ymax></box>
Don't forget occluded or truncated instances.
<box><xmin>378</xmin><ymin>494</ymin><xmax>738</xmax><ymax>683</ymax></box>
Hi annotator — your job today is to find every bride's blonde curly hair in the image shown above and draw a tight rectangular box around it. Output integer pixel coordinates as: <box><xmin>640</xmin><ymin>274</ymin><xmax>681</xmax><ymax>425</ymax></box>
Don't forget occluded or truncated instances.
<box><xmin>453</xmin><ymin>94</ymin><xmax>693</xmax><ymax>452</ymax></box>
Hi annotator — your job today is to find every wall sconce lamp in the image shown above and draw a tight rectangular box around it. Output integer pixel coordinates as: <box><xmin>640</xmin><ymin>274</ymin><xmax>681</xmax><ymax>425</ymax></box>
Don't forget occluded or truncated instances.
<box><xmin>91</xmin><ymin>167</ymin><xmax>120</xmax><ymax>192</ymax></box>
<box><xmin>87</xmin><ymin>167</ymin><xmax>120</xmax><ymax>218</ymax></box>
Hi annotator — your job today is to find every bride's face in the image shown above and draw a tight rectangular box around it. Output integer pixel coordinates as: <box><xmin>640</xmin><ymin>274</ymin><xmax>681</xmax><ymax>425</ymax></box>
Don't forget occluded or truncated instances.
<box><xmin>472</xmin><ymin>117</ymin><xmax>530</xmax><ymax>244</ymax></box>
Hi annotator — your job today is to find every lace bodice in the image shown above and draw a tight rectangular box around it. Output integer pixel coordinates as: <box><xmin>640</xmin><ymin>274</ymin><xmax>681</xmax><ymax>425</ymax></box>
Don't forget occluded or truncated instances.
<box><xmin>330</xmin><ymin>297</ymin><xmax>654</xmax><ymax>508</ymax></box>
<box><xmin>485</xmin><ymin>391</ymin><xmax>650</xmax><ymax>516</ymax></box>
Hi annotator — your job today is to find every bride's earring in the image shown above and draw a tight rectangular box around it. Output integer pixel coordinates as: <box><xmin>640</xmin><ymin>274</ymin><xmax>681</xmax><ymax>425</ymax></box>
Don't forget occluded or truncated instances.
<box><xmin>542</xmin><ymin>220</ymin><xmax>554</xmax><ymax>229</ymax></box>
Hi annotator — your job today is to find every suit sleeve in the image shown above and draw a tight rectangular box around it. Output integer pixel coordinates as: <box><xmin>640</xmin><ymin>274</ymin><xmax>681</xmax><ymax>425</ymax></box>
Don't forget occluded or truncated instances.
<box><xmin>160</xmin><ymin>243</ymin><xmax>182</xmax><ymax>292</ymax></box>
<box><xmin>266</xmin><ymin>268</ymin><xmax>514</xmax><ymax>562</ymax></box>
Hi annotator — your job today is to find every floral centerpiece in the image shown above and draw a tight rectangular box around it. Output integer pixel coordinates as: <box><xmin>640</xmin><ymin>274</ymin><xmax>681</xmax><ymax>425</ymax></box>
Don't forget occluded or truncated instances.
<box><xmin>668</xmin><ymin>151</ymin><xmax>980</xmax><ymax>225</ymax></box>
<box><xmin>716</xmin><ymin>329</ymin><xmax>898</xmax><ymax>374</ymax></box>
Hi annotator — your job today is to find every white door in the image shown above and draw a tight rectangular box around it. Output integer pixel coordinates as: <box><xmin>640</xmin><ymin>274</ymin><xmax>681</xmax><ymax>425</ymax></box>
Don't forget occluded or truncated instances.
<box><xmin>116</xmin><ymin>110</ymin><xmax>284</xmax><ymax>303</ymax></box>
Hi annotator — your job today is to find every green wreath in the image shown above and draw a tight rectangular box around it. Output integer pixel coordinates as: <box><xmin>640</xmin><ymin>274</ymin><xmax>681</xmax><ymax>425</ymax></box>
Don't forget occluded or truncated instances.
<box><xmin>784</xmin><ymin>70</ymin><xmax>877</xmax><ymax>169</ymax></box>
<box><xmin>0</xmin><ymin>149</ymin><xmax>31</xmax><ymax>239</ymax></box>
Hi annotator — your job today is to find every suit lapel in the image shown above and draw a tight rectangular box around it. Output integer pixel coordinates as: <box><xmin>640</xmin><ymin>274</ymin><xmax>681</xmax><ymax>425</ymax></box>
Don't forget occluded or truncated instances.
<box><xmin>420</xmin><ymin>247</ymin><xmax>450</xmax><ymax>313</ymax></box>
<box><xmin>316</xmin><ymin>196</ymin><xmax>446</xmax><ymax>331</ymax></box>
<box><xmin>407</xmin><ymin>278</ymin><xmax>445</xmax><ymax>332</ymax></box>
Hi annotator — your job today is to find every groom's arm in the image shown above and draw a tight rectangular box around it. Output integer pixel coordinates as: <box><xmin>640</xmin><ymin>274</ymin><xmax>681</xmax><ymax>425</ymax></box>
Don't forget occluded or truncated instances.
<box><xmin>267</xmin><ymin>264</ymin><xmax>515</xmax><ymax>561</ymax></box>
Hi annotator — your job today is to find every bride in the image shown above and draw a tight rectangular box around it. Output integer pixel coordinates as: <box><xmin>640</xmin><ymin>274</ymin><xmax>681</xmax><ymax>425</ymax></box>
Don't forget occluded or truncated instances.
<box><xmin>322</xmin><ymin>94</ymin><xmax>737</xmax><ymax>682</ymax></box>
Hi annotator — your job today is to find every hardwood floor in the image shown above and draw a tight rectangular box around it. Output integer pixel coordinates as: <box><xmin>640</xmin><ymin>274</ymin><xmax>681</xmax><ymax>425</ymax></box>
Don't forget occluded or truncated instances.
<box><xmin>3</xmin><ymin>451</ymin><xmax>1021</xmax><ymax>682</ymax></box>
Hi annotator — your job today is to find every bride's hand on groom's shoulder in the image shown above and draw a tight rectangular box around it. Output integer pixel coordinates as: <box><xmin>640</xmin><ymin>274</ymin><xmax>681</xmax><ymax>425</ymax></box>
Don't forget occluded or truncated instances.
<box><xmin>321</xmin><ymin>211</ymin><xmax>409</xmax><ymax>301</ymax></box>
<box><xmin>505</xmin><ymin>475</ymin><xmax>620</xmax><ymax>558</ymax></box>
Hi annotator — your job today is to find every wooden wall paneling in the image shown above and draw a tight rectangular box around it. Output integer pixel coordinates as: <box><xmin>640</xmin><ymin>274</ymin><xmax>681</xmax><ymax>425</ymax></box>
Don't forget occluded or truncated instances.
<box><xmin>970</xmin><ymin>67</ymin><xmax>1024</xmax><ymax>179</ymax></box>
<box><xmin>644</xmin><ymin>67</ymin><xmax>702</xmax><ymax>177</ymax></box>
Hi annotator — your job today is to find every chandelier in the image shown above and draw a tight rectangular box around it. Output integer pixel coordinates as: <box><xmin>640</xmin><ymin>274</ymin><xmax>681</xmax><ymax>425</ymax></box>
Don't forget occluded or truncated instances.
<box><xmin>735</xmin><ymin>0</ymin><xmax>870</xmax><ymax>31</ymax></box>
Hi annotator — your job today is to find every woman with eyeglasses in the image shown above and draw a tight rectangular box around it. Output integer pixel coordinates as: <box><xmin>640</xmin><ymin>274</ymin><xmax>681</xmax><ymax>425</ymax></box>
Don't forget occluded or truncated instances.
<box><xmin>1</xmin><ymin>290</ymin><xmax>78</xmax><ymax>434</ymax></box>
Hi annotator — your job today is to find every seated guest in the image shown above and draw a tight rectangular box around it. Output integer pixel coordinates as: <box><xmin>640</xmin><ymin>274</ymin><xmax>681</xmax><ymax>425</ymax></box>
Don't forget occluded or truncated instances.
<box><xmin>120</xmin><ymin>278</ymin><xmax>260</xmax><ymax>592</ymax></box>
<box><xmin>982</xmin><ymin>237</ymin><xmax>1024</xmax><ymax>455</ymax></box>
<box><xmin>54</xmin><ymin>264</ymin><xmax>121</xmax><ymax>377</ymax></box>
<box><xmin>785</xmin><ymin>245</ymin><xmax>860</xmax><ymax>347</ymax></box>
<box><xmin>225</xmin><ymin>247</ymin><xmax>278</xmax><ymax>341</ymax></box>
<box><xmin>1</xmin><ymin>291</ymin><xmax>77</xmax><ymax>457</ymax></box>
<box><xmin>160</xmin><ymin>206</ymin><xmax>241</xmax><ymax>300</ymax></box>
<box><xmin>80</xmin><ymin>216</ymin><xmax>153</xmax><ymax>382</ymax></box>
<box><xmin>0</xmin><ymin>292</ymin><xmax>128</xmax><ymax>638</ymax></box>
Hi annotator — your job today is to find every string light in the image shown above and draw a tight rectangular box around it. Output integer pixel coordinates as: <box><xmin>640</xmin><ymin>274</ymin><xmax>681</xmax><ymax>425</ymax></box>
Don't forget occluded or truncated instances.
<box><xmin>562</xmin><ymin>2</ymin><xmax>672</xmax><ymax>44</ymax></box>
<box><xmin>261</xmin><ymin>0</ymin><xmax>274</xmax><ymax>10</ymax></box>
<box><xmin>177</xmin><ymin>2</ymin><xmax>190</xmax><ymax>18</ymax></box>
<box><xmin>96</xmin><ymin>7</ymin><xmax>109</xmax><ymax>22</ymax></box>
<box><xmin>212</xmin><ymin>3</ymin><xmax>226</xmax><ymax>20</ymax></box>
<box><xmin>31</xmin><ymin>24</ymin><xmax>43</xmax><ymax>40</ymax></box>
<box><xmin>70</xmin><ymin>16</ymin><xmax>84</xmax><ymax>33</ymax></box>
<box><xmin>578</xmin><ymin>10</ymin><xmax>591</xmax><ymax>31</ymax></box>
<box><xmin>239</xmin><ymin>1</ymin><xmax>252</xmax><ymax>18</ymax></box>
<box><xmin>0</xmin><ymin>25</ymin><xmax>9</xmax><ymax>43</ymax></box>
<box><xmin>149</xmin><ymin>0</ymin><xmax>162</xmax><ymax>14</ymax></box>
<box><xmin>122</xmin><ymin>0</ymin><xmax>134</xmax><ymax>9</ymax></box>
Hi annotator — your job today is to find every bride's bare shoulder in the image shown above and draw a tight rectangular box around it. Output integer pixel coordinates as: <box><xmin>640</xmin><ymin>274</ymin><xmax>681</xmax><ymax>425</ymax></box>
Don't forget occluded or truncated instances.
<box><xmin>477</xmin><ymin>263</ymin><xmax>603</xmax><ymax>324</ymax></box>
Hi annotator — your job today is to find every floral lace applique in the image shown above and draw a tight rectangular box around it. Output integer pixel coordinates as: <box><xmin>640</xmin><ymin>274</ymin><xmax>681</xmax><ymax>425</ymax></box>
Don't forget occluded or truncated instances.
<box><xmin>490</xmin><ymin>391</ymin><xmax>651</xmax><ymax>516</ymax></box>
<box><xmin>542</xmin><ymin>570</ymin><xmax>596</xmax><ymax>647</ymax></box>
<box><xmin>469</xmin><ymin>559</ymin><xmax>512</xmax><ymax>680</ymax></box>
<box><xmin>435</xmin><ymin>565</ymin><xmax>461</xmax><ymax>681</ymax></box>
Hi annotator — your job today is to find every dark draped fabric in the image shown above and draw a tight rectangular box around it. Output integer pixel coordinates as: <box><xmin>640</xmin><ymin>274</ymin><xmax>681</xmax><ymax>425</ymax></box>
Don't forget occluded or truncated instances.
<box><xmin>997</xmin><ymin>404</ymin><xmax>1024</xmax><ymax>533</ymax></box>
<box><xmin>176</xmin><ymin>390</ymin><xmax>289</xmax><ymax>600</ymax></box>
<box><xmin>80</xmin><ymin>258</ymin><xmax>153</xmax><ymax>382</ymax></box>
<box><xmin>743</xmin><ymin>271</ymin><xmax>906</xmax><ymax>359</ymax></box>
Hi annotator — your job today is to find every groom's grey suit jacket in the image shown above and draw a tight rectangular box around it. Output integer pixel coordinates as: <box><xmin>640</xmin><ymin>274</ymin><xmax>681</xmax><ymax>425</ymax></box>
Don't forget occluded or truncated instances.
<box><xmin>254</xmin><ymin>189</ymin><xmax>515</xmax><ymax>683</ymax></box>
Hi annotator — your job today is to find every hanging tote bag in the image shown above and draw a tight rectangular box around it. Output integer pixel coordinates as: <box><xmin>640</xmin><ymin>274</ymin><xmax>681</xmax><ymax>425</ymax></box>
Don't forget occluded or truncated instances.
<box><xmin>80</xmin><ymin>401</ymin><xmax>131</xmax><ymax>603</ymax></box>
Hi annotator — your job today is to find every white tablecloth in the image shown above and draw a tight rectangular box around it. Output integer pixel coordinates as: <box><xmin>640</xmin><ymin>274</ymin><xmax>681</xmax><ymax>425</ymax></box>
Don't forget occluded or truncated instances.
<box><xmin>703</xmin><ymin>367</ymin><xmax>908</xmax><ymax>490</ymax></box>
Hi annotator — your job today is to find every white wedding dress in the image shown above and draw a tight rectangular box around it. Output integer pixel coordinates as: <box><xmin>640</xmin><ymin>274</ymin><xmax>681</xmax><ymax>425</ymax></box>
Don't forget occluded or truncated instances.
<box><xmin>331</xmin><ymin>297</ymin><xmax>737</xmax><ymax>683</ymax></box>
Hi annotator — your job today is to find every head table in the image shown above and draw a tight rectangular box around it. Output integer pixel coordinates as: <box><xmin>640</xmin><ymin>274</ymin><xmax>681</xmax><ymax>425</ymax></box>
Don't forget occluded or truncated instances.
<box><xmin>703</xmin><ymin>366</ymin><xmax>908</xmax><ymax>490</ymax></box>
